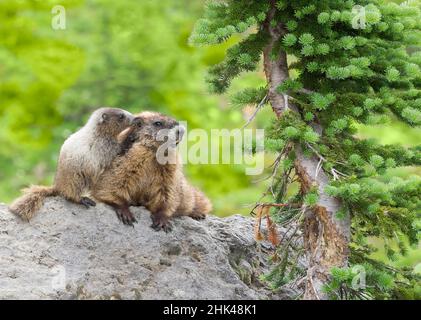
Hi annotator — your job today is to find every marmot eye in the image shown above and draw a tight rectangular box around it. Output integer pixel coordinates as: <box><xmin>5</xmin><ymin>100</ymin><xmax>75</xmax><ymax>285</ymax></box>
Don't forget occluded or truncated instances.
<box><xmin>118</xmin><ymin>114</ymin><xmax>125</xmax><ymax>121</ymax></box>
<box><xmin>154</xmin><ymin>121</ymin><xmax>163</xmax><ymax>127</ymax></box>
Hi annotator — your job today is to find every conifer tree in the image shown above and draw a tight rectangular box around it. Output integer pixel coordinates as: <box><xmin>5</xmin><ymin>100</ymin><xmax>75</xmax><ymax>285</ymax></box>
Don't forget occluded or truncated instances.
<box><xmin>190</xmin><ymin>0</ymin><xmax>421</xmax><ymax>299</ymax></box>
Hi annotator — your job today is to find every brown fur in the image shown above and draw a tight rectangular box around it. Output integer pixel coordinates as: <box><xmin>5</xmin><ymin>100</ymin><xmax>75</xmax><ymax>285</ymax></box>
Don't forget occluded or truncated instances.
<box><xmin>9</xmin><ymin>108</ymin><xmax>134</xmax><ymax>220</ymax></box>
<box><xmin>92</xmin><ymin>111</ymin><xmax>212</xmax><ymax>230</ymax></box>
<box><xmin>9</xmin><ymin>186</ymin><xmax>57</xmax><ymax>221</ymax></box>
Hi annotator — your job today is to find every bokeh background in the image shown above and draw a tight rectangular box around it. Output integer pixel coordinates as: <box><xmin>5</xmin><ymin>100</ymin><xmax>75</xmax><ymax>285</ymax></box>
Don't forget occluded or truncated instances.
<box><xmin>0</xmin><ymin>0</ymin><xmax>419</xmax><ymax>270</ymax></box>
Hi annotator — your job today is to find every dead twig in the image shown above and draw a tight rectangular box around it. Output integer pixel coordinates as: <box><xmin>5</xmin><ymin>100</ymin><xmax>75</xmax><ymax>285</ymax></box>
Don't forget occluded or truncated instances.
<box><xmin>306</xmin><ymin>143</ymin><xmax>349</xmax><ymax>181</ymax></box>
<box><xmin>241</xmin><ymin>94</ymin><xmax>268</xmax><ymax>129</ymax></box>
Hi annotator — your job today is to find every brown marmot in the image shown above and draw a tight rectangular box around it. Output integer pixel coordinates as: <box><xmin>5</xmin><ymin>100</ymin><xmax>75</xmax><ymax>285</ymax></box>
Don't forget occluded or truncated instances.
<box><xmin>9</xmin><ymin>107</ymin><xmax>134</xmax><ymax>220</ymax></box>
<box><xmin>92</xmin><ymin>111</ymin><xmax>212</xmax><ymax>231</ymax></box>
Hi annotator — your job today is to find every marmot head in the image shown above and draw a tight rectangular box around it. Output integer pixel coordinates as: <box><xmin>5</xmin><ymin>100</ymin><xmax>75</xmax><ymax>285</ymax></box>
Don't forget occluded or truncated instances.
<box><xmin>118</xmin><ymin>111</ymin><xmax>185</xmax><ymax>152</ymax></box>
<box><xmin>90</xmin><ymin>107</ymin><xmax>134</xmax><ymax>137</ymax></box>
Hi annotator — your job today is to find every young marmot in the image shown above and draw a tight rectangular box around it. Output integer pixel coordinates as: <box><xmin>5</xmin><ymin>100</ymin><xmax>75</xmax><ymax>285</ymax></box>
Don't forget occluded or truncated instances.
<box><xmin>9</xmin><ymin>107</ymin><xmax>134</xmax><ymax>220</ymax></box>
<box><xmin>92</xmin><ymin>111</ymin><xmax>212</xmax><ymax>231</ymax></box>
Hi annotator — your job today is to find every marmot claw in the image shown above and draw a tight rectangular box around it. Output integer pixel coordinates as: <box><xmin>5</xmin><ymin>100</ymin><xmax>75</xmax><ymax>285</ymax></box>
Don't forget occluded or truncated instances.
<box><xmin>151</xmin><ymin>215</ymin><xmax>172</xmax><ymax>233</ymax></box>
<box><xmin>80</xmin><ymin>197</ymin><xmax>96</xmax><ymax>208</ymax></box>
<box><xmin>115</xmin><ymin>207</ymin><xmax>137</xmax><ymax>226</ymax></box>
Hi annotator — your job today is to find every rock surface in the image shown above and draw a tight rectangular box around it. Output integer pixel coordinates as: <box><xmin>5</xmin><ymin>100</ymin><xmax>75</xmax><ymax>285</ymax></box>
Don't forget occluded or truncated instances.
<box><xmin>0</xmin><ymin>198</ymin><xmax>295</xmax><ymax>300</ymax></box>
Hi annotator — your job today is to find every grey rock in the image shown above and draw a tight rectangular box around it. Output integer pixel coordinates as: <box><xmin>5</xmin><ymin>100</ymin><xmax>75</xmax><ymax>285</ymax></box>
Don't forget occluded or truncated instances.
<box><xmin>0</xmin><ymin>197</ymin><xmax>296</xmax><ymax>300</ymax></box>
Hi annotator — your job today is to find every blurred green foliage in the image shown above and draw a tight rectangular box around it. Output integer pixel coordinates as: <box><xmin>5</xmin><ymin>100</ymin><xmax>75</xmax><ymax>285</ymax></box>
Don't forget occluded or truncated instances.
<box><xmin>0</xmin><ymin>0</ymin><xmax>271</xmax><ymax>215</ymax></box>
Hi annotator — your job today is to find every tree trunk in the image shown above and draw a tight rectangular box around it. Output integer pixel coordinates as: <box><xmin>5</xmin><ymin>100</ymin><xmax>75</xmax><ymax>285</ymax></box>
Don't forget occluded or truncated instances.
<box><xmin>263</xmin><ymin>2</ymin><xmax>351</xmax><ymax>300</ymax></box>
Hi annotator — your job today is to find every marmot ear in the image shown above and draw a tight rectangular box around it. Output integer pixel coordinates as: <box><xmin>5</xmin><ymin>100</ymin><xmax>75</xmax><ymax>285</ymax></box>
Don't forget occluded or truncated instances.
<box><xmin>101</xmin><ymin>113</ymin><xmax>109</xmax><ymax>122</ymax></box>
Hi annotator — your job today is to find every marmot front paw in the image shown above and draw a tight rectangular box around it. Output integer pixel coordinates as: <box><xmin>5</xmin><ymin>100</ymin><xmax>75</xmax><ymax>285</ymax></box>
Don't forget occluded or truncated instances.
<box><xmin>115</xmin><ymin>206</ymin><xmax>137</xmax><ymax>226</ymax></box>
<box><xmin>150</xmin><ymin>214</ymin><xmax>172</xmax><ymax>233</ymax></box>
